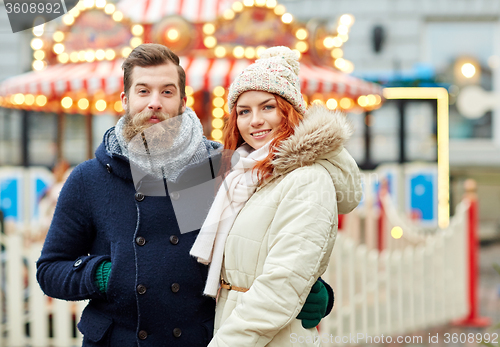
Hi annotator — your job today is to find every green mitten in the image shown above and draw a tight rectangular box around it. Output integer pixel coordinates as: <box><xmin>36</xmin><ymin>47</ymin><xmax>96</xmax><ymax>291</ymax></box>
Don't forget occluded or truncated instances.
<box><xmin>297</xmin><ymin>280</ymin><xmax>328</xmax><ymax>329</ymax></box>
<box><xmin>95</xmin><ymin>260</ymin><xmax>112</xmax><ymax>293</ymax></box>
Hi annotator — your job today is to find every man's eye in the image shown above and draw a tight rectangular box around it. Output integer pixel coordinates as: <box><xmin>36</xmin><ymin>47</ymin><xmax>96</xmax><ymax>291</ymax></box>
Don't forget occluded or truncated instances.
<box><xmin>163</xmin><ymin>90</ymin><xmax>173</xmax><ymax>95</ymax></box>
<box><xmin>138</xmin><ymin>90</ymin><xmax>147</xmax><ymax>94</ymax></box>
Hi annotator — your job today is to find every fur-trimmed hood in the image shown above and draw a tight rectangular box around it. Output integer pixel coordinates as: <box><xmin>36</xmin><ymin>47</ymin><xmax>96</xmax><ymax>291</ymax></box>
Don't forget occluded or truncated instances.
<box><xmin>271</xmin><ymin>105</ymin><xmax>362</xmax><ymax>214</ymax></box>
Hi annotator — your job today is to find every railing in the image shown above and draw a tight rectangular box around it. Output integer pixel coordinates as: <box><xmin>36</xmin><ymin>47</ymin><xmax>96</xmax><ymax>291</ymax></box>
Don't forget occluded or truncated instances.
<box><xmin>0</xmin><ymin>232</ymin><xmax>86</xmax><ymax>347</ymax></box>
<box><xmin>319</xmin><ymin>182</ymin><xmax>475</xmax><ymax>346</ymax></box>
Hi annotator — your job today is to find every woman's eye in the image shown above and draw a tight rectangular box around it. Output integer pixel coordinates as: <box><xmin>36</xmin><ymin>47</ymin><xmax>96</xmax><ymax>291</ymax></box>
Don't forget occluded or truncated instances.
<box><xmin>264</xmin><ymin>105</ymin><xmax>275</xmax><ymax>110</ymax></box>
<box><xmin>238</xmin><ymin>109</ymin><xmax>249</xmax><ymax>116</ymax></box>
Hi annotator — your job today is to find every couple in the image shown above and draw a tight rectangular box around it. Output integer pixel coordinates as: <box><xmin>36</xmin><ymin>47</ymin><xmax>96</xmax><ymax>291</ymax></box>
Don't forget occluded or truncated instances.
<box><xmin>37</xmin><ymin>43</ymin><xmax>361</xmax><ymax>346</ymax></box>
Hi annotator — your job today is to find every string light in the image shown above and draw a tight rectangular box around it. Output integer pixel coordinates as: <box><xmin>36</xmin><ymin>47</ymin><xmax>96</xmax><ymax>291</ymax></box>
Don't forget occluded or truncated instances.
<box><xmin>61</xmin><ymin>96</ymin><xmax>73</xmax><ymax>109</ymax></box>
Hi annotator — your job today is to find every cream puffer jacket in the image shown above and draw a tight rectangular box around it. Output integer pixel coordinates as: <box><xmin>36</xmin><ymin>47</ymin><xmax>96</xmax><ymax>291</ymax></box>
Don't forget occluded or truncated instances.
<box><xmin>209</xmin><ymin>105</ymin><xmax>362</xmax><ymax>347</ymax></box>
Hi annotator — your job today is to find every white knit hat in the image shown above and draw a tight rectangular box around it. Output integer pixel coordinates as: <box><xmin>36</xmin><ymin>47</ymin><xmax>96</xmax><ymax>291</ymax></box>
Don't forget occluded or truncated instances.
<box><xmin>227</xmin><ymin>46</ymin><xmax>306</xmax><ymax>116</ymax></box>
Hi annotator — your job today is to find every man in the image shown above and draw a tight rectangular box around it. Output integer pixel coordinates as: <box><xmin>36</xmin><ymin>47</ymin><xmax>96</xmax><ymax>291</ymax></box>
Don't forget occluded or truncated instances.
<box><xmin>36</xmin><ymin>44</ymin><xmax>333</xmax><ymax>346</ymax></box>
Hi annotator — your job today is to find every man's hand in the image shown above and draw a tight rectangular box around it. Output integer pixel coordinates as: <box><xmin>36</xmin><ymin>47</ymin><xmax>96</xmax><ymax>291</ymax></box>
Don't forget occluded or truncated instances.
<box><xmin>297</xmin><ymin>280</ymin><xmax>329</xmax><ymax>329</ymax></box>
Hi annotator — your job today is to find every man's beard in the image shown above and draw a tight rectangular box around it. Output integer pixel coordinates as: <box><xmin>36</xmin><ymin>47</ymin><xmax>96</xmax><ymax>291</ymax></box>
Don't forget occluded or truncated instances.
<box><xmin>122</xmin><ymin>109</ymin><xmax>172</xmax><ymax>142</ymax></box>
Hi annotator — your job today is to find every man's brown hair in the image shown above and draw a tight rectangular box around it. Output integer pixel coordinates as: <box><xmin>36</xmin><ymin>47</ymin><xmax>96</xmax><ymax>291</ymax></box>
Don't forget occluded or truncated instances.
<box><xmin>122</xmin><ymin>43</ymin><xmax>186</xmax><ymax>99</ymax></box>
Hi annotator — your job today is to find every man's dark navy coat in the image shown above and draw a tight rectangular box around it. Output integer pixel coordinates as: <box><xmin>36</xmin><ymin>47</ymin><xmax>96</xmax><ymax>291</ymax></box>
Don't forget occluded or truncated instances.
<box><xmin>36</xmin><ymin>130</ymin><xmax>219</xmax><ymax>346</ymax></box>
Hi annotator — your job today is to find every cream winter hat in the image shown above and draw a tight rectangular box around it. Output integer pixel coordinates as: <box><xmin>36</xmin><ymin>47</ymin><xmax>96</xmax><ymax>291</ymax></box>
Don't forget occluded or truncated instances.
<box><xmin>227</xmin><ymin>46</ymin><xmax>306</xmax><ymax>116</ymax></box>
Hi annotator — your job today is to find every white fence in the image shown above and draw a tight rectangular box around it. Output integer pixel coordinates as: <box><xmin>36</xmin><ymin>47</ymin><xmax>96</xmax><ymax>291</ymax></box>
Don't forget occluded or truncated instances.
<box><xmin>0</xmin><ymin>232</ymin><xmax>86</xmax><ymax>347</ymax></box>
<box><xmin>319</xmin><ymin>197</ymin><xmax>470</xmax><ymax>346</ymax></box>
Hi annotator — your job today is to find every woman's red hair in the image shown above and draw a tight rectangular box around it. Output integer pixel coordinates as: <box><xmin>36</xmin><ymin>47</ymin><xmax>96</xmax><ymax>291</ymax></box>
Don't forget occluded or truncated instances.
<box><xmin>222</xmin><ymin>94</ymin><xmax>304</xmax><ymax>184</ymax></box>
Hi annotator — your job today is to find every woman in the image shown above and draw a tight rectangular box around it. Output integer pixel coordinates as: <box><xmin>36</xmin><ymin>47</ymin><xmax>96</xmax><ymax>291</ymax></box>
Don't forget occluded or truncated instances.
<box><xmin>191</xmin><ymin>46</ymin><xmax>362</xmax><ymax>346</ymax></box>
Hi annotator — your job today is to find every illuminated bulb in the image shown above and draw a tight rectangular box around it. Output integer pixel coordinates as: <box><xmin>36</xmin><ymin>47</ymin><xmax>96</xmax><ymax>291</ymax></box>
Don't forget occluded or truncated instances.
<box><xmin>204</xmin><ymin>36</ymin><xmax>217</xmax><ymax>48</ymax></box>
<box><xmin>323</xmin><ymin>37</ymin><xmax>334</xmax><ymax>49</ymax></box>
<box><xmin>77</xmin><ymin>1</ymin><xmax>86</xmax><ymax>10</ymax></box>
<box><xmin>58</xmin><ymin>53</ymin><xmax>69</xmax><ymax>63</ymax></box>
<box><xmin>339</xmin><ymin>34</ymin><xmax>349</xmax><ymax>42</ymax></box>
<box><xmin>77</xmin><ymin>50</ymin><xmax>85</xmax><ymax>61</ymax></box>
<box><xmin>105</xmin><ymin>49</ymin><xmax>116</xmax><ymax>60</ymax></box>
<box><xmin>274</xmin><ymin>4</ymin><xmax>286</xmax><ymax>15</ymax></box>
<box><xmin>367</xmin><ymin>94</ymin><xmax>376</xmax><ymax>106</ymax></box>
<box><xmin>326</xmin><ymin>98</ymin><xmax>338</xmax><ymax>109</ymax></box>
<box><xmin>63</xmin><ymin>15</ymin><xmax>75</xmax><ymax>25</ymax></box>
<box><xmin>374</xmin><ymin>95</ymin><xmax>382</xmax><ymax>105</ymax></box>
<box><xmin>203</xmin><ymin>23</ymin><xmax>215</xmax><ymax>35</ymax></box>
<box><xmin>95</xmin><ymin>49</ymin><xmax>105</xmax><ymax>60</ymax></box>
<box><xmin>212</xmin><ymin>108</ymin><xmax>224</xmax><ymax>118</ymax></box>
<box><xmin>14</xmin><ymin>94</ymin><xmax>25</xmax><ymax>105</ymax></box>
<box><xmin>31</xmin><ymin>38</ymin><xmax>43</xmax><ymax>50</ymax></box>
<box><xmin>114</xmin><ymin>101</ymin><xmax>123</xmax><ymax>112</ymax></box>
<box><xmin>339</xmin><ymin>97</ymin><xmax>352</xmax><ymax>109</ymax></box>
<box><xmin>214</xmin><ymin>46</ymin><xmax>227</xmax><ymax>58</ymax></box>
<box><xmin>25</xmin><ymin>94</ymin><xmax>35</xmax><ymax>105</ymax></box>
<box><xmin>213</xmin><ymin>97</ymin><xmax>225</xmax><ymax>108</ymax></box>
<box><xmin>243</xmin><ymin>0</ymin><xmax>254</xmax><ymax>6</ymax></box>
<box><xmin>132</xmin><ymin>25</ymin><xmax>144</xmax><ymax>36</ymax></box>
<box><xmin>53</xmin><ymin>43</ymin><xmax>65</xmax><ymax>54</ymax></box>
<box><xmin>295</xmin><ymin>41</ymin><xmax>308</xmax><ymax>53</ymax></box>
<box><xmin>95</xmin><ymin>100</ymin><xmax>107</xmax><ymax>111</ymax></box>
<box><xmin>53</xmin><ymin>31</ymin><xmax>65</xmax><ymax>42</ymax></box>
<box><xmin>70</xmin><ymin>52</ymin><xmax>79</xmax><ymax>62</ymax></box>
<box><xmin>211</xmin><ymin>129</ymin><xmax>223</xmax><ymax>139</ymax></box>
<box><xmin>95</xmin><ymin>0</ymin><xmax>106</xmax><ymax>8</ymax></box>
<box><xmin>255</xmin><ymin>0</ymin><xmax>266</xmax><ymax>6</ymax></box>
<box><xmin>104</xmin><ymin>3</ymin><xmax>115</xmax><ymax>14</ymax></box>
<box><xmin>112</xmin><ymin>11</ymin><xmax>123</xmax><ymax>22</ymax></box>
<box><xmin>332</xmin><ymin>37</ymin><xmax>343</xmax><ymax>47</ymax></box>
<box><xmin>166</xmin><ymin>29</ymin><xmax>179</xmax><ymax>41</ymax></box>
<box><xmin>461</xmin><ymin>63</ymin><xmax>476</xmax><ymax>78</ymax></box>
<box><xmin>357</xmin><ymin>96</ymin><xmax>368</xmax><ymax>107</ymax></box>
<box><xmin>281</xmin><ymin>13</ymin><xmax>293</xmax><ymax>24</ymax></box>
<box><xmin>311</xmin><ymin>99</ymin><xmax>324</xmax><ymax>105</ymax></box>
<box><xmin>83</xmin><ymin>0</ymin><xmax>94</xmax><ymax>8</ymax></box>
<box><xmin>232</xmin><ymin>2</ymin><xmax>244</xmax><ymax>12</ymax></box>
<box><xmin>295</xmin><ymin>28</ymin><xmax>308</xmax><ymax>40</ymax></box>
<box><xmin>78</xmin><ymin>98</ymin><xmax>89</xmax><ymax>110</ymax></box>
<box><xmin>186</xmin><ymin>96</ymin><xmax>195</xmax><ymax>107</ymax></box>
<box><xmin>122</xmin><ymin>47</ymin><xmax>132</xmax><ymax>58</ymax></box>
<box><xmin>61</xmin><ymin>96</ymin><xmax>73</xmax><ymax>109</ymax></box>
<box><xmin>391</xmin><ymin>226</ymin><xmax>403</xmax><ymax>239</ymax></box>
<box><xmin>213</xmin><ymin>86</ymin><xmax>225</xmax><ymax>97</ymax></box>
<box><xmin>340</xmin><ymin>14</ymin><xmax>354</xmax><ymax>26</ymax></box>
<box><xmin>130</xmin><ymin>37</ymin><xmax>143</xmax><ymax>48</ymax></box>
<box><xmin>233</xmin><ymin>46</ymin><xmax>245</xmax><ymax>58</ymax></box>
<box><xmin>331</xmin><ymin>48</ymin><xmax>343</xmax><ymax>59</ymax></box>
<box><xmin>256</xmin><ymin>46</ymin><xmax>266</xmax><ymax>57</ymax></box>
<box><xmin>34</xmin><ymin>50</ymin><xmax>45</xmax><ymax>60</ymax></box>
<box><xmin>266</xmin><ymin>0</ymin><xmax>277</xmax><ymax>8</ymax></box>
<box><xmin>33</xmin><ymin>60</ymin><xmax>45</xmax><ymax>70</ymax></box>
<box><xmin>334</xmin><ymin>58</ymin><xmax>346</xmax><ymax>70</ymax></box>
<box><xmin>185</xmin><ymin>86</ymin><xmax>194</xmax><ymax>96</ymax></box>
<box><xmin>244</xmin><ymin>47</ymin><xmax>255</xmax><ymax>59</ymax></box>
<box><xmin>343</xmin><ymin>60</ymin><xmax>354</xmax><ymax>73</ymax></box>
<box><xmin>212</xmin><ymin>118</ymin><xmax>224</xmax><ymax>129</ymax></box>
<box><xmin>223</xmin><ymin>9</ymin><xmax>235</xmax><ymax>20</ymax></box>
<box><xmin>337</xmin><ymin>25</ymin><xmax>348</xmax><ymax>35</ymax></box>
<box><xmin>33</xmin><ymin>24</ymin><xmax>44</xmax><ymax>37</ymax></box>
<box><xmin>85</xmin><ymin>50</ymin><xmax>95</xmax><ymax>62</ymax></box>
<box><xmin>36</xmin><ymin>95</ymin><xmax>47</xmax><ymax>106</ymax></box>
<box><xmin>69</xmin><ymin>8</ymin><xmax>80</xmax><ymax>16</ymax></box>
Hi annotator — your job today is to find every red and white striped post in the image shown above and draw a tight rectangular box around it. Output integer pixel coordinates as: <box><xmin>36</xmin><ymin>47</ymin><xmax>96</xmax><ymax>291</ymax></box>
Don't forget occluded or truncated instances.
<box><xmin>454</xmin><ymin>179</ymin><xmax>490</xmax><ymax>327</ymax></box>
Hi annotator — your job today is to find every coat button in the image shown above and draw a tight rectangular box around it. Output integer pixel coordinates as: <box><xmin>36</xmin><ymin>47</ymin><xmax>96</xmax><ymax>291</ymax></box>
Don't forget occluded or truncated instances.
<box><xmin>136</xmin><ymin>236</ymin><xmax>146</xmax><ymax>246</ymax></box>
<box><xmin>73</xmin><ymin>259</ymin><xmax>82</xmax><ymax>267</ymax></box>
<box><xmin>171</xmin><ymin>283</ymin><xmax>180</xmax><ymax>293</ymax></box>
<box><xmin>169</xmin><ymin>192</ymin><xmax>180</xmax><ymax>200</ymax></box>
<box><xmin>106</xmin><ymin>164</ymin><xmax>112</xmax><ymax>173</ymax></box>
<box><xmin>137</xmin><ymin>284</ymin><xmax>147</xmax><ymax>295</ymax></box>
<box><xmin>138</xmin><ymin>330</ymin><xmax>148</xmax><ymax>340</ymax></box>
<box><xmin>135</xmin><ymin>192</ymin><xmax>145</xmax><ymax>202</ymax></box>
<box><xmin>173</xmin><ymin>328</ymin><xmax>182</xmax><ymax>338</ymax></box>
<box><xmin>169</xmin><ymin>235</ymin><xmax>179</xmax><ymax>245</ymax></box>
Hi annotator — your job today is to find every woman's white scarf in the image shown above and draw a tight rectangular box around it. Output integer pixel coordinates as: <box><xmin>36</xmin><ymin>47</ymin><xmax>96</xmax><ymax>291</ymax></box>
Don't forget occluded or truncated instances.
<box><xmin>190</xmin><ymin>142</ymin><xmax>271</xmax><ymax>297</ymax></box>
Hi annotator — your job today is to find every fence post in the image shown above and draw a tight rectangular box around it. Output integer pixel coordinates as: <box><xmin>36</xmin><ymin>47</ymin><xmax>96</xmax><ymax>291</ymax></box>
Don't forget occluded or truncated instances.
<box><xmin>454</xmin><ymin>179</ymin><xmax>490</xmax><ymax>327</ymax></box>
<box><xmin>377</xmin><ymin>180</ymin><xmax>388</xmax><ymax>252</ymax></box>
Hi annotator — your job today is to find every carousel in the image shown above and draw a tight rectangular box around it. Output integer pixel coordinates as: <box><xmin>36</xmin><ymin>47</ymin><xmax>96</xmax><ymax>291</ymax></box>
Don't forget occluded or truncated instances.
<box><xmin>0</xmin><ymin>0</ymin><xmax>384</xmax><ymax>158</ymax></box>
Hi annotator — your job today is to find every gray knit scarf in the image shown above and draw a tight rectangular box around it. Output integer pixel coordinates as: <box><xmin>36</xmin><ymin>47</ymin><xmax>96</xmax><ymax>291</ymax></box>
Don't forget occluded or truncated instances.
<box><xmin>113</xmin><ymin>107</ymin><xmax>218</xmax><ymax>182</ymax></box>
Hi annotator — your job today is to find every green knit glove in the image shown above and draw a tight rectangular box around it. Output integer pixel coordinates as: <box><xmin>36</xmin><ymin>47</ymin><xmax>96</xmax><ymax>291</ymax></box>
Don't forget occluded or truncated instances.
<box><xmin>95</xmin><ymin>260</ymin><xmax>112</xmax><ymax>293</ymax></box>
<box><xmin>297</xmin><ymin>280</ymin><xmax>328</xmax><ymax>329</ymax></box>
